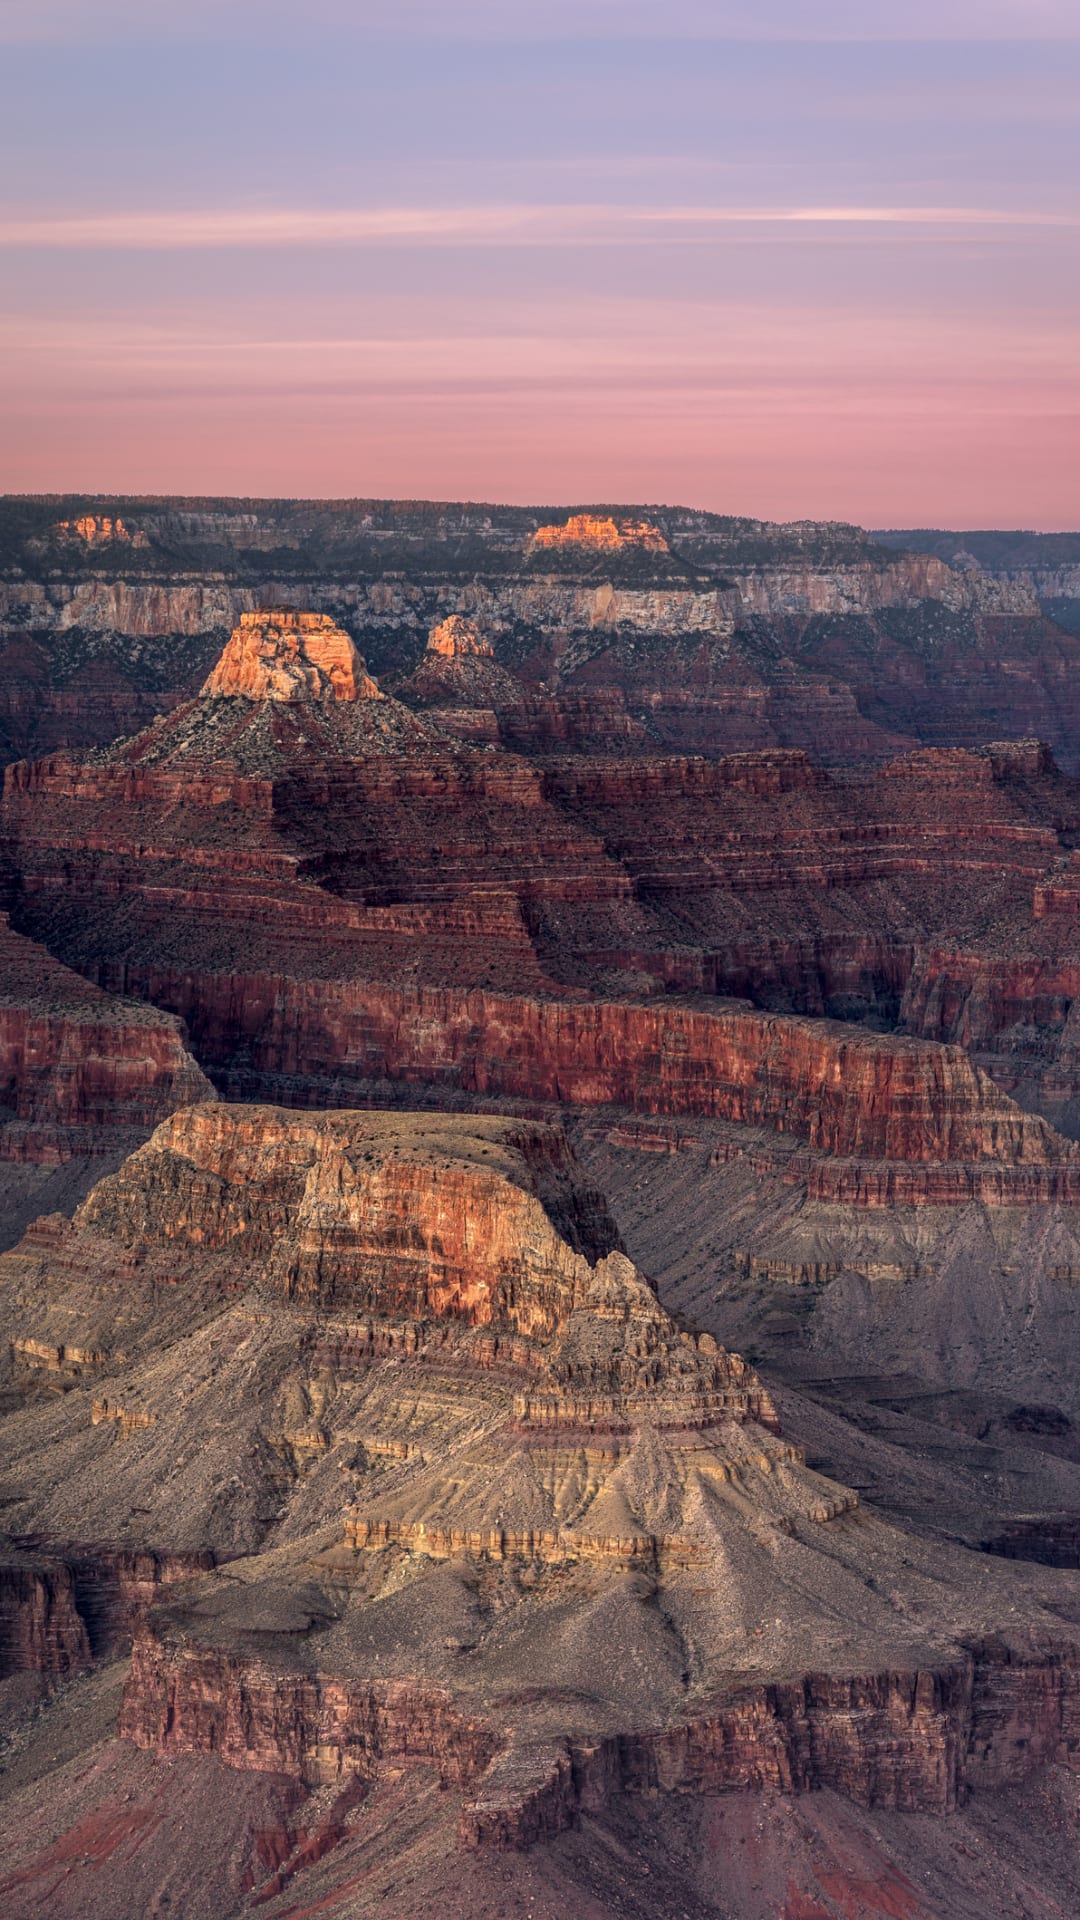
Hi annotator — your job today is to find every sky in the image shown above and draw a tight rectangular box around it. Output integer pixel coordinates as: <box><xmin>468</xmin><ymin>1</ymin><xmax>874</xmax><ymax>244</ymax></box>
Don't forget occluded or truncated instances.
<box><xmin>0</xmin><ymin>0</ymin><xmax>1077</xmax><ymax>526</ymax></box>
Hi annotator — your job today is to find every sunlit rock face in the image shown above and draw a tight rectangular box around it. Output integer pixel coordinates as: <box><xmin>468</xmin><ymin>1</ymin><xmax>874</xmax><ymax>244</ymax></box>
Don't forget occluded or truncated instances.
<box><xmin>426</xmin><ymin>614</ymin><xmax>495</xmax><ymax>659</ymax></box>
<box><xmin>528</xmin><ymin>513</ymin><xmax>669</xmax><ymax>555</ymax></box>
<box><xmin>54</xmin><ymin>515</ymin><xmax>148</xmax><ymax>547</ymax></box>
<box><xmin>201</xmin><ymin>610</ymin><xmax>381</xmax><ymax>704</ymax></box>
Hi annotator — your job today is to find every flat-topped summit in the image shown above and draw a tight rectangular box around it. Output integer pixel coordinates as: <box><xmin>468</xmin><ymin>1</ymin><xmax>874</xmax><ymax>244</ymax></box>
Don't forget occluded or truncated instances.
<box><xmin>202</xmin><ymin>609</ymin><xmax>382</xmax><ymax>704</ymax></box>
<box><xmin>73</xmin><ymin>606</ymin><xmax>447</xmax><ymax>772</ymax></box>
<box><xmin>426</xmin><ymin>613</ymin><xmax>495</xmax><ymax>659</ymax></box>
<box><xmin>529</xmin><ymin>512</ymin><xmax>669</xmax><ymax>555</ymax></box>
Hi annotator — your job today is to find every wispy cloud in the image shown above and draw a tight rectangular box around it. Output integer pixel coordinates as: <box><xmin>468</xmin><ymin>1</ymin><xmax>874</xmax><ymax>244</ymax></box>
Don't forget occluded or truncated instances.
<box><xmin>1</xmin><ymin>203</ymin><xmax>1075</xmax><ymax>250</ymax></box>
<box><xmin>3</xmin><ymin>291</ymin><xmax>1073</xmax><ymax>388</ymax></box>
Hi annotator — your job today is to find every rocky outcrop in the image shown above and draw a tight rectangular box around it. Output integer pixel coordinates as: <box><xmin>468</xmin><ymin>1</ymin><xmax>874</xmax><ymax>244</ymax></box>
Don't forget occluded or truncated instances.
<box><xmin>65</xmin><ymin>1545</ymin><xmax>217</xmax><ymax>1657</ymax></box>
<box><xmin>75</xmin><ymin>1103</ymin><xmax>623</xmax><ymax>1334</ymax></box>
<box><xmin>53</xmin><ymin>515</ymin><xmax>148</xmax><ymax>548</ymax></box>
<box><xmin>0</xmin><ymin>1550</ymin><xmax>90</xmax><ymax>1674</ymax></box>
<box><xmin>115</xmin><ymin>1621</ymin><xmax>1080</xmax><ymax>1853</ymax></box>
<box><xmin>202</xmin><ymin>610</ymin><xmax>381</xmax><ymax>704</ymax></box>
<box><xmin>0</xmin><ymin>1101</ymin><xmax>800</xmax><ymax>1563</ymax></box>
<box><xmin>426</xmin><ymin>614</ymin><xmax>495</xmax><ymax>659</ymax></box>
<box><xmin>391</xmin><ymin>615</ymin><xmax>526</xmax><ymax>721</ymax></box>
<box><xmin>46</xmin><ymin>580</ymin><xmax>251</xmax><ymax>637</ymax></box>
<box><xmin>0</xmin><ymin>914</ymin><xmax>212</xmax><ymax>1162</ymax></box>
<box><xmin>0</xmin><ymin>1543</ymin><xmax>216</xmax><ymax>1673</ymax></box>
<box><xmin>528</xmin><ymin>514</ymin><xmax>669</xmax><ymax>555</ymax></box>
<box><xmin>121</xmin><ymin>1634</ymin><xmax>500</xmax><ymax>1787</ymax></box>
<box><xmin>461</xmin><ymin>1647</ymin><xmax>1080</xmax><ymax>1849</ymax></box>
<box><xmin>731</xmin><ymin>553</ymin><xmax>1038</xmax><ymax>619</ymax></box>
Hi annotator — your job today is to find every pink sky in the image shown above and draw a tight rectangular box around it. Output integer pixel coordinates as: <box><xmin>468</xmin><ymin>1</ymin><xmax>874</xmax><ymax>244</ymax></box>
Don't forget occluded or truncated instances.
<box><xmin>1</xmin><ymin>11</ymin><xmax>1077</xmax><ymax>525</ymax></box>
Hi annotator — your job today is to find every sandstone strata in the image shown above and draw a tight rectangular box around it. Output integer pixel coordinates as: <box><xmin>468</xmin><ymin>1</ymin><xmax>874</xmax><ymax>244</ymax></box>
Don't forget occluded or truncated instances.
<box><xmin>54</xmin><ymin>514</ymin><xmax>148</xmax><ymax>547</ymax></box>
<box><xmin>79</xmin><ymin>974</ymin><xmax>1080</xmax><ymax>1207</ymax></box>
<box><xmin>4</xmin><ymin>495</ymin><xmax>1080</xmax><ymax>782</ymax></box>
<box><xmin>528</xmin><ymin>514</ymin><xmax>670</xmax><ymax>555</ymax></box>
<box><xmin>0</xmin><ymin>1549</ymin><xmax>90</xmax><ymax>1674</ymax></box>
<box><xmin>426</xmin><ymin>614</ymin><xmax>495</xmax><ymax>659</ymax></box>
<box><xmin>0</xmin><ymin>1101</ymin><xmax>1079</xmax><ymax>1901</ymax></box>
<box><xmin>6</xmin><ymin>644</ymin><xmax>1080</xmax><ymax>1211</ymax></box>
<box><xmin>77</xmin><ymin>1103</ymin><xmax>624</xmax><ymax>1334</ymax></box>
<box><xmin>202</xmin><ymin>609</ymin><xmax>379</xmax><ymax>703</ymax></box>
<box><xmin>0</xmin><ymin>912</ymin><xmax>211</xmax><ymax>1163</ymax></box>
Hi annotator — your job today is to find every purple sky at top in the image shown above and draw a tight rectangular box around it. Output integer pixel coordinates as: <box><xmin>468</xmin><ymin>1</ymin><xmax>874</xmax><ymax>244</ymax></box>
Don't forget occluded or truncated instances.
<box><xmin>1</xmin><ymin>0</ymin><xmax>1077</xmax><ymax>525</ymax></box>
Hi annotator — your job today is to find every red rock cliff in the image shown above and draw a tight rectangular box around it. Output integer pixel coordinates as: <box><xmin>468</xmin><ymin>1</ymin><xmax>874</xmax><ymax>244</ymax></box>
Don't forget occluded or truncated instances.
<box><xmin>109</xmin><ymin>972</ymin><xmax>1080</xmax><ymax>1205</ymax></box>
<box><xmin>0</xmin><ymin>914</ymin><xmax>212</xmax><ymax>1161</ymax></box>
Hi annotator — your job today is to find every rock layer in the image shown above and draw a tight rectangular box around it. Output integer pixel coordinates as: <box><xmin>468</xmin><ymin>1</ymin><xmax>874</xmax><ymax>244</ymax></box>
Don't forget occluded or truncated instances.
<box><xmin>77</xmin><ymin>1103</ymin><xmax>623</xmax><ymax>1334</ymax></box>
<box><xmin>6</xmin><ymin>495</ymin><xmax>1080</xmax><ymax>775</ymax></box>
<box><xmin>1</xmin><ymin>1100</ymin><xmax>1079</xmax><ymax>1886</ymax></box>
<box><xmin>528</xmin><ymin>514</ymin><xmax>670</xmax><ymax>555</ymax></box>
<box><xmin>201</xmin><ymin>609</ymin><xmax>379</xmax><ymax>703</ymax></box>
<box><xmin>0</xmin><ymin>913</ymin><xmax>211</xmax><ymax>1163</ymax></box>
<box><xmin>89</xmin><ymin>975</ymin><xmax>1080</xmax><ymax>1207</ymax></box>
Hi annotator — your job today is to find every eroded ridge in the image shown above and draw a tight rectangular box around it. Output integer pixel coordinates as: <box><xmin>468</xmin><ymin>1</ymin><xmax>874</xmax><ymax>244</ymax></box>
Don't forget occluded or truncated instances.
<box><xmin>1</xmin><ymin>1101</ymin><xmax>1077</xmax><ymax>1875</ymax></box>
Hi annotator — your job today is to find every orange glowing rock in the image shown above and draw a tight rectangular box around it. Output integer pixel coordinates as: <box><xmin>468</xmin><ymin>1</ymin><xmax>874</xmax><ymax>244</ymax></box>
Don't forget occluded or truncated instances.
<box><xmin>426</xmin><ymin>614</ymin><xmax>495</xmax><ymax>659</ymax></box>
<box><xmin>201</xmin><ymin>610</ymin><xmax>381</xmax><ymax>704</ymax></box>
<box><xmin>55</xmin><ymin>515</ymin><xmax>147</xmax><ymax>547</ymax></box>
<box><xmin>529</xmin><ymin>513</ymin><xmax>669</xmax><ymax>555</ymax></box>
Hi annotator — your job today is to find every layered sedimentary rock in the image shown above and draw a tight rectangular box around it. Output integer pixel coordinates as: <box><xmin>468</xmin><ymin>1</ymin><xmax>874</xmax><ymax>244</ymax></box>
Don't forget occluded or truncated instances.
<box><xmin>41</xmin><ymin>613</ymin><xmax>446</xmax><ymax>778</ymax></box>
<box><xmin>0</xmin><ymin>1544</ymin><xmax>214</xmax><ymax>1671</ymax></box>
<box><xmin>0</xmin><ymin>1549</ymin><xmax>90</xmax><ymax>1674</ymax></box>
<box><xmin>528</xmin><ymin>513</ymin><xmax>670</xmax><ymax>555</ymax></box>
<box><xmin>7</xmin><ymin>616</ymin><xmax>1079</xmax><ymax>1495</ymax></box>
<box><xmin>426</xmin><ymin>613</ymin><xmax>495</xmax><ymax>659</ymax></box>
<box><xmin>460</xmin><ymin>1644</ymin><xmax>1080</xmax><ymax>1849</ymax></box>
<box><xmin>54</xmin><ymin>514</ymin><xmax>148</xmax><ymax>547</ymax></box>
<box><xmin>6</xmin><ymin>625</ymin><xmax>1080</xmax><ymax>1213</ymax></box>
<box><xmin>5</xmin><ymin>509</ymin><xmax>1080</xmax><ymax>1915</ymax></box>
<box><xmin>0</xmin><ymin>912</ymin><xmax>211</xmax><ymax>1164</ymax></box>
<box><xmin>202</xmin><ymin>609</ymin><xmax>380</xmax><ymax>703</ymax></box>
<box><xmin>731</xmin><ymin>551</ymin><xmax>1036</xmax><ymax>619</ymax></box>
<box><xmin>77</xmin><ymin>1102</ymin><xmax>624</xmax><ymax>1333</ymax></box>
<box><xmin>5</xmin><ymin>494</ymin><xmax>1080</xmax><ymax>775</ymax></box>
<box><xmin>80</xmin><ymin>978</ymin><xmax>1080</xmax><ymax>1208</ymax></box>
<box><xmin>123</xmin><ymin>1634</ymin><xmax>1080</xmax><ymax>1849</ymax></box>
<box><xmin>391</xmin><ymin>612</ymin><xmax>654</xmax><ymax>753</ymax></box>
<box><xmin>2</xmin><ymin>1101</ymin><xmax>1077</xmax><ymax>1876</ymax></box>
<box><xmin>389</xmin><ymin>612</ymin><xmax>526</xmax><ymax>732</ymax></box>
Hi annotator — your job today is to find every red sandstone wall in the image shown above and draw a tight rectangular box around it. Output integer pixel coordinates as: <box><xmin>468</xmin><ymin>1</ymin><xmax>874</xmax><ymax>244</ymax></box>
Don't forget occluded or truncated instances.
<box><xmin>97</xmin><ymin>968</ymin><xmax>1080</xmax><ymax>1202</ymax></box>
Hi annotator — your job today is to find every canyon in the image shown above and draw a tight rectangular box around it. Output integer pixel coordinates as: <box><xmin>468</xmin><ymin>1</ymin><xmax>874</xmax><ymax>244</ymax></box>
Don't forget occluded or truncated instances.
<box><xmin>4</xmin><ymin>495</ymin><xmax>1080</xmax><ymax>775</ymax></box>
<box><xmin>3</xmin><ymin>519</ymin><xmax>1080</xmax><ymax>1916</ymax></box>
